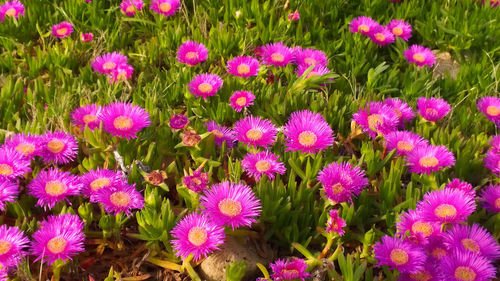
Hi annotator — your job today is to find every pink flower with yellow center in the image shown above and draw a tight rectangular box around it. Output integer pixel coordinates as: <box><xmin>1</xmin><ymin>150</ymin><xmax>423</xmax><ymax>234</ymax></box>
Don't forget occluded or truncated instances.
<box><xmin>399</xmin><ymin>263</ymin><xmax>439</xmax><ymax>281</ymax></box>
<box><xmin>81</xmin><ymin>168</ymin><xmax>124</xmax><ymax>200</ymax></box>
<box><xmin>325</xmin><ymin>209</ymin><xmax>346</xmax><ymax>236</ymax></box>
<box><xmin>405</xmin><ymin>144</ymin><xmax>455</xmax><ymax>174</ymax></box>
<box><xmin>51</xmin><ymin>21</ymin><xmax>73</xmax><ymax>38</ymax></box>
<box><xmin>171</xmin><ymin>213</ymin><xmax>225</xmax><ymax>261</ymax></box>
<box><xmin>373</xmin><ymin>235</ymin><xmax>426</xmax><ymax>273</ymax></box>
<box><xmin>283</xmin><ymin>110</ymin><xmax>334</xmax><ymax>154</ymax></box>
<box><xmin>296</xmin><ymin>64</ymin><xmax>331</xmax><ymax>78</ymax></box>
<box><xmin>318</xmin><ymin>162</ymin><xmax>368</xmax><ymax>203</ymax></box>
<box><xmin>80</xmin><ymin>32</ymin><xmax>93</xmax><ymax>42</ymax></box>
<box><xmin>101</xmin><ymin>102</ymin><xmax>151</xmax><ymax>139</ymax></box>
<box><xmin>70</xmin><ymin>104</ymin><xmax>102</xmax><ymax>130</ymax></box>
<box><xmin>270</xmin><ymin>259</ymin><xmax>311</xmax><ymax>281</ymax></box>
<box><xmin>0</xmin><ymin>148</ymin><xmax>30</xmax><ymax>180</ymax></box>
<box><xmin>200</xmin><ymin>181</ymin><xmax>261</xmax><ymax>230</ymax></box>
<box><xmin>417</xmin><ymin>188</ymin><xmax>475</xmax><ymax>224</ymax></box>
<box><xmin>479</xmin><ymin>184</ymin><xmax>500</xmax><ymax>213</ymax></box>
<box><xmin>0</xmin><ymin>225</ymin><xmax>29</xmax><ymax>269</ymax></box>
<box><xmin>91</xmin><ymin>52</ymin><xmax>128</xmax><ymax>75</ymax></box>
<box><xmin>349</xmin><ymin>16</ymin><xmax>379</xmax><ymax>35</ymax></box>
<box><xmin>484</xmin><ymin>149</ymin><xmax>500</xmax><ymax>176</ymax></box>
<box><xmin>40</xmin><ymin>131</ymin><xmax>78</xmax><ymax>165</ymax></box>
<box><xmin>107</xmin><ymin>63</ymin><xmax>133</xmax><ymax>83</ymax></box>
<box><xmin>229</xmin><ymin>91</ymin><xmax>255</xmax><ymax>112</ymax></box>
<box><xmin>241</xmin><ymin>150</ymin><xmax>286</xmax><ymax>181</ymax></box>
<box><xmin>425</xmin><ymin>236</ymin><xmax>448</xmax><ymax>262</ymax></box>
<box><xmin>383</xmin><ymin>98</ymin><xmax>415</xmax><ymax>128</ymax></box>
<box><xmin>176</xmin><ymin>40</ymin><xmax>208</xmax><ymax>66</ymax></box>
<box><xmin>404</xmin><ymin>45</ymin><xmax>436</xmax><ymax>68</ymax></box>
<box><xmin>120</xmin><ymin>0</ymin><xmax>144</xmax><ymax>16</ymax></box>
<box><xmin>477</xmin><ymin>96</ymin><xmax>500</xmax><ymax>125</ymax></box>
<box><xmin>368</xmin><ymin>26</ymin><xmax>395</xmax><ymax>46</ymax></box>
<box><xmin>182</xmin><ymin>170</ymin><xmax>209</xmax><ymax>193</ymax></box>
<box><xmin>384</xmin><ymin>131</ymin><xmax>427</xmax><ymax>156</ymax></box>
<box><xmin>293</xmin><ymin>47</ymin><xmax>328</xmax><ymax>68</ymax></box>
<box><xmin>226</xmin><ymin>56</ymin><xmax>260</xmax><ymax>78</ymax></box>
<box><xmin>28</xmin><ymin>168</ymin><xmax>81</xmax><ymax>210</ymax></box>
<box><xmin>150</xmin><ymin>0</ymin><xmax>180</xmax><ymax>17</ymax></box>
<box><xmin>93</xmin><ymin>181</ymin><xmax>144</xmax><ymax>215</ymax></box>
<box><xmin>352</xmin><ymin>101</ymin><xmax>399</xmax><ymax>139</ymax></box>
<box><xmin>443</xmin><ymin>224</ymin><xmax>500</xmax><ymax>260</ymax></box>
<box><xmin>187</xmin><ymin>73</ymin><xmax>223</xmax><ymax>100</ymax></box>
<box><xmin>2</xmin><ymin>133</ymin><xmax>40</xmax><ymax>160</ymax></box>
<box><xmin>260</xmin><ymin>42</ymin><xmax>293</xmax><ymax>67</ymax></box>
<box><xmin>0</xmin><ymin>1</ymin><xmax>24</xmax><ymax>22</ymax></box>
<box><xmin>440</xmin><ymin>250</ymin><xmax>496</xmax><ymax>281</ymax></box>
<box><xmin>205</xmin><ymin>120</ymin><xmax>235</xmax><ymax>148</ymax></box>
<box><xmin>233</xmin><ymin>116</ymin><xmax>277</xmax><ymax>148</ymax></box>
<box><xmin>445</xmin><ymin>178</ymin><xmax>476</xmax><ymax>199</ymax></box>
<box><xmin>0</xmin><ymin>178</ymin><xmax>18</xmax><ymax>211</ymax></box>
<box><xmin>386</xmin><ymin>19</ymin><xmax>412</xmax><ymax>41</ymax></box>
<box><xmin>417</xmin><ymin>97</ymin><xmax>451</xmax><ymax>122</ymax></box>
<box><xmin>396</xmin><ymin>209</ymin><xmax>441</xmax><ymax>245</ymax></box>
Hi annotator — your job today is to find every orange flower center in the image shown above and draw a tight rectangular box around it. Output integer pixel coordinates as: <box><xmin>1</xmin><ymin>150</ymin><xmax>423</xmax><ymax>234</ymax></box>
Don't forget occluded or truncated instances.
<box><xmin>255</xmin><ymin>160</ymin><xmax>271</xmax><ymax>172</ymax></box>
<box><xmin>434</xmin><ymin>204</ymin><xmax>457</xmax><ymax>218</ymax></box>
<box><xmin>304</xmin><ymin>57</ymin><xmax>316</xmax><ymax>65</ymax></box>
<box><xmin>486</xmin><ymin>105</ymin><xmax>500</xmax><ymax>117</ymax></box>
<box><xmin>113</xmin><ymin>116</ymin><xmax>134</xmax><ymax>130</ymax></box>
<box><xmin>125</xmin><ymin>5</ymin><xmax>136</xmax><ymax>13</ymax></box>
<box><xmin>375</xmin><ymin>33</ymin><xmax>385</xmax><ymax>41</ymax></box>
<box><xmin>45</xmin><ymin>181</ymin><xmax>67</xmax><ymax>196</ymax></box>
<box><xmin>90</xmin><ymin>177</ymin><xmax>111</xmax><ymax>192</ymax></box>
<box><xmin>271</xmin><ymin>53</ymin><xmax>284</xmax><ymax>63</ymax></box>
<box><xmin>413</xmin><ymin>53</ymin><xmax>426</xmax><ymax>63</ymax></box>
<box><xmin>56</xmin><ymin>27</ymin><xmax>68</xmax><ymax>36</ymax></box>
<box><xmin>409</xmin><ymin>270</ymin><xmax>433</xmax><ymax>281</ymax></box>
<box><xmin>218</xmin><ymin>198</ymin><xmax>242</xmax><ymax>217</ymax></box>
<box><xmin>197</xmin><ymin>82</ymin><xmax>213</xmax><ymax>93</ymax></box>
<box><xmin>83</xmin><ymin>114</ymin><xmax>97</xmax><ymax>124</ymax></box>
<box><xmin>5</xmin><ymin>8</ymin><xmax>16</xmax><ymax>17</ymax></box>
<box><xmin>396</xmin><ymin>141</ymin><xmax>414</xmax><ymax>152</ymax></box>
<box><xmin>103</xmin><ymin>62</ymin><xmax>116</xmax><ymax>70</ymax></box>
<box><xmin>0</xmin><ymin>241</ymin><xmax>12</xmax><ymax>255</ymax></box>
<box><xmin>185</xmin><ymin>51</ymin><xmax>198</xmax><ymax>60</ymax></box>
<box><xmin>246</xmin><ymin>129</ymin><xmax>263</xmax><ymax>141</ymax></box>
<box><xmin>430</xmin><ymin>247</ymin><xmax>446</xmax><ymax>259</ymax></box>
<box><xmin>47</xmin><ymin>139</ymin><xmax>65</xmax><ymax>153</ymax></box>
<box><xmin>211</xmin><ymin>130</ymin><xmax>224</xmax><ymax>138</ymax></box>
<box><xmin>392</xmin><ymin>27</ymin><xmax>403</xmax><ymax>36</ymax></box>
<box><xmin>425</xmin><ymin>108</ymin><xmax>438</xmax><ymax>116</ymax></box>
<box><xmin>411</xmin><ymin>221</ymin><xmax>433</xmax><ymax>237</ymax></box>
<box><xmin>188</xmin><ymin>227</ymin><xmax>208</xmax><ymax>246</ymax></box>
<box><xmin>367</xmin><ymin>114</ymin><xmax>383</xmax><ymax>130</ymax></box>
<box><xmin>192</xmin><ymin>178</ymin><xmax>202</xmax><ymax>185</ymax></box>
<box><xmin>237</xmin><ymin>64</ymin><xmax>250</xmax><ymax>74</ymax></box>
<box><xmin>454</xmin><ymin>266</ymin><xmax>476</xmax><ymax>281</ymax></box>
<box><xmin>358</xmin><ymin>24</ymin><xmax>369</xmax><ymax>32</ymax></box>
<box><xmin>389</xmin><ymin>249</ymin><xmax>409</xmax><ymax>265</ymax></box>
<box><xmin>298</xmin><ymin>131</ymin><xmax>317</xmax><ymax>147</ymax></box>
<box><xmin>47</xmin><ymin>237</ymin><xmax>67</xmax><ymax>254</ymax></box>
<box><xmin>331</xmin><ymin>183</ymin><xmax>344</xmax><ymax>194</ymax></box>
<box><xmin>0</xmin><ymin>164</ymin><xmax>13</xmax><ymax>176</ymax></box>
<box><xmin>109</xmin><ymin>191</ymin><xmax>131</xmax><ymax>207</ymax></box>
<box><xmin>282</xmin><ymin>269</ymin><xmax>299</xmax><ymax>275</ymax></box>
<box><xmin>461</xmin><ymin>238</ymin><xmax>480</xmax><ymax>252</ymax></box>
<box><xmin>159</xmin><ymin>3</ymin><xmax>172</xmax><ymax>12</ymax></box>
<box><xmin>235</xmin><ymin>97</ymin><xmax>247</xmax><ymax>106</ymax></box>
<box><xmin>16</xmin><ymin>143</ymin><xmax>35</xmax><ymax>156</ymax></box>
<box><xmin>116</xmin><ymin>71</ymin><xmax>128</xmax><ymax>81</ymax></box>
<box><xmin>495</xmin><ymin>198</ymin><xmax>500</xmax><ymax>209</ymax></box>
<box><xmin>419</xmin><ymin>156</ymin><xmax>439</xmax><ymax>168</ymax></box>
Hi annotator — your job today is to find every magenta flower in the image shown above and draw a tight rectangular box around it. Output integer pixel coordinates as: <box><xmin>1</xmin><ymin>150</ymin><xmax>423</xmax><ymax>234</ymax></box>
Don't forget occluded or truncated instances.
<box><xmin>287</xmin><ymin>11</ymin><xmax>300</xmax><ymax>21</ymax></box>
<box><xmin>490</xmin><ymin>135</ymin><xmax>500</xmax><ymax>152</ymax></box>
<box><xmin>439</xmin><ymin>250</ymin><xmax>496</xmax><ymax>281</ymax></box>
<box><xmin>326</xmin><ymin>209</ymin><xmax>346</xmax><ymax>236</ymax></box>
<box><xmin>229</xmin><ymin>91</ymin><xmax>255</xmax><ymax>112</ymax></box>
<box><xmin>0</xmin><ymin>178</ymin><xmax>18</xmax><ymax>211</ymax></box>
<box><xmin>417</xmin><ymin>188</ymin><xmax>475</xmax><ymax>224</ymax></box>
<box><xmin>404</xmin><ymin>45</ymin><xmax>436</xmax><ymax>68</ymax></box>
<box><xmin>383</xmin><ymin>98</ymin><xmax>415</xmax><ymax>127</ymax></box>
<box><xmin>170</xmin><ymin>114</ymin><xmax>189</xmax><ymax>129</ymax></box>
<box><xmin>51</xmin><ymin>21</ymin><xmax>73</xmax><ymax>38</ymax></box>
<box><xmin>293</xmin><ymin>48</ymin><xmax>328</xmax><ymax>68</ymax></box>
<box><xmin>349</xmin><ymin>16</ymin><xmax>379</xmax><ymax>35</ymax></box>
<box><xmin>270</xmin><ymin>259</ymin><xmax>311</xmax><ymax>281</ymax></box>
<box><xmin>484</xmin><ymin>149</ymin><xmax>500</xmax><ymax>175</ymax></box>
<box><xmin>352</xmin><ymin>102</ymin><xmax>398</xmax><ymax>139</ymax></box>
<box><xmin>108</xmin><ymin>63</ymin><xmax>133</xmax><ymax>83</ymax></box>
<box><xmin>384</xmin><ymin>131</ymin><xmax>427</xmax><ymax>156</ymax></box>
<box><xmin>182</xmin><ymin>170</ymin><xmax>209</xmax><ymax>193</ymax></box>
<box><xmin>425</xmin><ymin>236</ymin><xmax>448</xmax><ymax>262</ymax></box>
<box><xmin>233</xmin><ymin>116</ymin><xmax>277</xmax><ymax>148</ymax></box>
<box><xmin>241</xmin><ymin>150</ymin><xmax>286</xmax><ymax>181</ymax></box>
<box><xmin>81</xmin><ymin>169</ymin><xmax>124</xmax><ymax>200</ymax></box>
<box><xmin>187</xmin><ymin>73</ymin><xmax>223</xmax><ymax>100</ymax></box>
<box><xmin>101</xmin><ymin>102</ymin><xmax>151</xmax><ymax>139</ymax></box>
<box><xmin>70</xmin><ymin>104</ymin><xmax>102</xmax><ymax>130</ymax></box>
<box><xmin>373</xmin><ymin>235</ymin><xmax>426</xmax><ymax>273</ymax></box>
<box><xmin>40</xmin><ymin>131</ymin><xmax>78</xmax><ymax>164</ymax></box>
<box><xmin>28</xmin><ymin>168</ymin><xmax>81</xmax><ymax>209</ymax></box>
<box><xmin>387</xmin><ymin>19</ymin><xmax>412</xmax><ymax>41</ymax></box>
<box><xmin>2</xmin><ymin>133</ymin><xmax>40</xmax><ymax>159</ymax></box>
<box><xmin>0</xmin><ymin>225</ymin><xmax>29</xmax><ymax>269</ymax></box>
<box><xmin>91</xmin><ymin>52</ymin><xmax>128</xmax><ymax>75</ymax></box>
<box><xmin>80</xmin><ymin>32</ymin><xmax>93</xmax><ymax>42</ymax></box>
<box><xmin>318</xmin><ymin>162</ymin><xmax>368</xmax><ymax>204</ymax></box>
<box><xmin>399</xmin><ymin>263</ymin><xmax>438</xmax><ymax>281</ymax></box>
<box><xmin>405</xmin><ymin>144</ymin><xmax>455</xmax><ymax>174</ymax></box>
<box><xmin>396</xmin><ymin>209</ymin><xmax>440</xmax><ymax>245</ymax></box>
<box><xmin>93</xmin><ymin>181</ymin><xmax>144</xmax><ymax>215</ymax></box>
<box><xmin>0</xmin><ymin>148</ymin><xmax>30</xmax><ymax>179</ymax></box>
<box><xmin>417</xmin><ymin>97</ymin><xmax>451</xmax><ymax>122</ymax></box>
<box><xmin>171</xmin><ymin>213</ymin><xmax>225</xmax><ymax>261</ymax></box>
<box><xmin>31</xmin><ymin>214</ymin><xmax>85</xmax><ymax>265</ymax></box>
<box><xmin>296</xmin><ymin>64</ymin><xmax>331</xmax><ymax>78</ymax></box>
<box><xmin>477</xmin><ymin>96</ymin><xmax>500</xmax><ymax>124</ymax></box>
<box><xmin>283</xmin><ymin>110</ymin><xmax>334</xmax><ymax>154</ymax></box>
<box><xmin>226</xmin><ymin>56</ymin><xmax>260</xmax><ymax>78</ymax></box>
<box><xmin>369</xmin><ymin>26</ymin><xmax>395</xmax><ymax>46</ymax></box>
<box><xmin>0</xmin><ymin>1</ymin><xmax>24</xmax><ymax>22</ymax></box>
<box><xmin>443</xmin><ymin>224</ymin><xmax>500</xmax><ymax>260</ymax></box>
<box><xmin>479</xmin><ymin>184</ymin><xmax>500</xmax><ymax>213</ymax></box>
<box><xmin>445</xmin><ymin>178</ymin><xmax>475</xmax><ymax>199</ymax></box>
<box><xmin>150</xmin><ymin>0</ymin><xmax>180</xmax><ymax>17</ymax></box>
<box><xmin>260</xmin><ymin>42</ymin><xmax>293</xmax><ymax>67</ymax></box>
<box><xmin>176</xmin><ymin>41</ymin><xmax>208</xmax><ymax>66</ymax></box>
<box><xmin>205</xmin><ymin>120</ymin><xmax>235</xmax><ymax>148</ymax></box>
<box><xmin>200</xmin><ymin>181</ymin><xmax>261</xmax><ymax>230</ymax></box>
<box><xmin>120</xmin><ymin>0</ymin><xmax>144</xmax><ymax>16</ymax></box>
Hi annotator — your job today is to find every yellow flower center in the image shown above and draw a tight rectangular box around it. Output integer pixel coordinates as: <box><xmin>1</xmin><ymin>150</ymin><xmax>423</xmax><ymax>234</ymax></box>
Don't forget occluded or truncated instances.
<box><xmin>461</xmin><ymin>238</ymin><xmax>480</xmax><ymax>252</ymax></box>
<box><xmin>185</xmin><ymin>51</ymin><xmax>198</xmax><ymax>60</ymax></box>
<box><xmin>389</xmin><ymin>249</ymin><xmax>409</xmax><ymax>265</ymax></box>
<box><xmin>56</xmin><ymin>27</ymin><xmax>68</xmax><ymax>36</ymax></box>
<box><xmin>282</xmin><ymin>269</ymin><xmax>299</xmax><ymax>275</ymax></box>
<box><xmin>187</xmin><ymin>227</ymin><xmax>208</xmax><ymax>246</ymax></box>
<box><xmin>83</xmin><ymin>114</ymin><xmax>97</xmax><ymax>124</ymax></box>
<box><xmin>495</xmin><ymin>198</ymin><xmax>500</xmax><ymax>209</ymax></box>
<box><xmin>255</xmin><ymin>160</ymin><xmax>271</xmax><ymax>172</ymax></box>
<box><xmin>237</xmin><ymin>64</ymin><xmax>250</xmax><ymax>74</ymax></box>
<box><xmin>298</xmin><ymin>131</ymin><xmax>317</xmax><ymax>147</ymax></box>
<box><xmin>16</xmin><ymin>143</ymin><xmax>35</xmax><ymax>156</ymax></box>
<box><xmin>47</xmin><ymin>139</ymin><xmax>65</xmax><ymax>154</ymax></box>
<box><xmin>486</xmin><ymin>105</ymin><xmax>500</xmax><ymax>116</ymax></box>
<box><xmin>375</xmin><ymin>33</ymin><xmax>386</xmax><ymax>41</ymax></box>
<box><xmin>109</xmin><ymin>191</ymin><xmax>131</xmax><ymax>207</ymax></box>
<box><xmin>103</xmin><ymin>62</ymin><xmax>116</xmax><ymax>70</ymax></box>
<box><xmin>434</xmin><ymin>204</ymin><xmax>457</xmax><ymax>218</ymax></box>
<box><xmin>271</xmin><ymin>53</ymin><xmax>284</xmax><ymax>63</ymax></box>
<box><xmin>304</xmin><ymin>57</ymin><xmax>316</xmax><ymax>65</ymax></box>
<box><xmin>192</xmin><ymin>178</ymin><xmax>202</xmax><ymax>185</ymax></box>
<box><xmin>5</xmin><ymin>8</ymin><xmax>16</xmax><ymax>17</ymax></box>
<box><xmin>116</xmin><ymin>71</ymin><xmax>128</xmax><ymax>81</ymax></box>
<box><xmin>0</xmin><ymin>240</ymin><xmax>12</xmax><ymax>255</ymax></box>
<box><xmin>392</xmin><ymin>27</ymin><xmax>403</xmax><ymax>36</ymax></box>
<box><xmin>211</xmin><ymin>130</ymin><xmax>224</xmax><ymax>138</ymax></box>
<box><xmin>331</xmin><ymin>183</ymin><xmax>344</xmax><ymax>194</ymax></box>
<box><xmin>90</xmin><ymin>177</ymin><xmax>111</xmax><ymax>192</ymax></box>
<box><xmin>47</xmin><ymin>237</ymin><xmax>67</xmax><ymax>254</ymax></box>
<box><xmin>0</xmin><ymin>164</ymin><xmax>13</xmax><ymax>176</ymax></box>
<box><xmin>358</xmin><ymin>24</ymin><xmax>369</xmax><ymax>32</ymax></box>
<box><xmin>159</xmin><ymin>3</ymin><xmax>171</xmax><ymax>12</ymax></box>
<box><xmin>431</xmin><ymin>247</ymin><xmax>446</xmax><ymax>259</ymax></box>
<box><xmin>396</xmin><ymin>141</ymin><xmax>414</xmax><ymax>152</ymax></box>
<box><xmin>409</xmin><ymin>270</ymin><xmax>433</xmax><ymax>281</ymax></box>
<box><xmin>411</xmin><ymin>221</ymin><xmax>433</xmax><ymax>237</ymax></box>
<box><xmin>45</xmin><ymin>181</ymin><xmax>67</xmax><ymax>196</ymax></box>
<box><xmin>197</xmin><ymin>82</ymin><xmax>213</xmax><ymax>93</ymax></box>
<box><xmin>125</xmin><ymin>5</ymin><xmax>136</xmax><ymax>13</ymax></box>
<box><xmin>425</xmin><ymin>108</ymin><xmax>438</xmax><ymax>116</ymax></box>
<box><xmin>218</xmin><ymin>198</ymin><xmax>242</xmax><ymax>217</ymax></box>
<box><xmin>454</xmin><ymin>266</ymin><xmax>476</xmax><ymax>281</ymax></box>
<box><xmin>235</xmin><ymin>97</ymin><xmax>247</xmax><ymax>106</ymax></box>
<box><xmin>113</xmin><ymin>116</ymin><xmax>134</xmax><ymax>130</ymax></box>
<box><xmin>367</xmin><ymin>114</ymin><xmax>383</xmax><ymax>130</ymax></box>
<box><xmin>246</xmin><ymin>129</ymin><xmax>263</xmax><ymax>141</ymax></box>
<box><xmin>419</xmin><ymin>156</ymin><xmax>439</xmax><ymax>168</ymax></box>
<box><xmin>413</xmin><ymin>53</ymin><xmax>425</xmax><ymax>63</ymax></box>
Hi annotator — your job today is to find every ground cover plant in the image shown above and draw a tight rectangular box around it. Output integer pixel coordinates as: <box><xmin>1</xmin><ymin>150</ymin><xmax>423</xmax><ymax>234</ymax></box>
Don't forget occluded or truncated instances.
<box><xmin>0</xmin><ymin>0</ymin><xmax>499</xmax><ymax>280</ymax></box>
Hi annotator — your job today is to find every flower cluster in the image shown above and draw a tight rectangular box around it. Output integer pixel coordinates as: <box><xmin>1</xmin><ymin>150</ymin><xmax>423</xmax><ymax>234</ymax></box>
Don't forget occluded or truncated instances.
<box><xmin>91</xmin><ymin>52</ymin><xmax>134</xmax><ymax>83</ymax></box>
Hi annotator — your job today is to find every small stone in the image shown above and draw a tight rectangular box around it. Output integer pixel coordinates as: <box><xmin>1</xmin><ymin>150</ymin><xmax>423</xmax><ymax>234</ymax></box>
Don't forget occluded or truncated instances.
<box><xmin>433</xmin><ymin>51</ymin><xmax>460</xmax><ymax>80</ymax></box>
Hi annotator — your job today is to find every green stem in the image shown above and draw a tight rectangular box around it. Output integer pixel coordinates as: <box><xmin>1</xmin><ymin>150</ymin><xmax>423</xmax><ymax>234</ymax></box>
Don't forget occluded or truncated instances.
<box><xmin>327</xmin><ymin>244</ymin><xmax>342</xmax><ymax>261</ymax></box>
<box><xmin>182</xmin><ymin>255</ymin><xmax>201</xmax><ymax>281</ymax></box>
<box><xmin>51</xmin><ymin>260</ymin><xmax>64</xmax><ymax>281</ymax></box>
<box><xmin>256</xmin><ymin>263</ymin><xmax>271</xmax><ymax>280</ymax></box>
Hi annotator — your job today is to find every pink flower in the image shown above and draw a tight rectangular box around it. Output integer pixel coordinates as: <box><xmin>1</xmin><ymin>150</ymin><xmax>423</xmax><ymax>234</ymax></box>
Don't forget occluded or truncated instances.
<box><xmin>93</xmin><ymin>181</ymin><xmax>144</xmax><ymax>215</ymax></box>
<box><xmin>283</xmin><ymin>110</ymin><xmax>334</xmax><ymax>154</ymax></box>
<box><xmin>28</xmin><ymin>168</ymin><xmax>81</xmax><ymax>210</ymax></box>
<box><xmin>416</xmin><ymin>97</ymin><xmax>451</xmax><ymax>122</ymax></box>
<box><xmin>176</xmin><ymin>41</ymin><xmax>208</xmax><ymax>66</ymax></box>
<box><xmin>384</xmin><ymin>131</ymin><xmax>427</xmax><ymax>156</ymax></box>
<box><xmin>91</xmin><ymin>52</ymin><xmax>128</xmax><ymax>75</ymax></box>
<box><xmin>260</xmin><ymin>42</ymin><xmax>293</xmax><ymax>67</ymax></box>
<box><xmin>150</xmin><ymin>0</ymin><xmax>180</xmax><ymax>17</ymax></box>
<box><xmin>70</xmin><ymin>104</ymin><xmax>102</xmax><ymax>130</ymax></box>
<box><xmin>369</xmin><ymin>26</ymin><xmax>395</xmax><ymax>46</ymax></box>
<box><xmin>0</xmin><ymin>1</ymin><xmax>24</xmax><ymax>22</ymax></box>
<box><xmin>326</xmin><ymin>209</ymin><xmax>346</xmax><ymax>236</ymax></box>
<box><xmin>229</xmin><ymin>91</ymin><xmax>255</xmax><ymax>112</ymax></box>
<box><xmin>477</xmin><ymin>96</ymin><xmax>500</xmax><ymax>125</ymax></box>
<box><xmin>384</xmin><ymin>98</ymin><xmax>415</xmax><ymax>127</ymax></box>
<box><xmin>40</xmin><ymin>131</ymin><xmax>79</xmax><ymax>165</ymax></box>
<box><xmin>287</xmin><ymin>11</ymin><xmax>300</xmax><ymax>21</ymax></box>
<box><xmin>404</xmin><ymin>45</ymin><xmax>436</xmax><ymax>68</ymax></box>
<box><xmin>80</xmin><ymin>32</ymin><xmax>93</xmax><ymax>42</ymax></box>
<box><xmin>233</xmin><ymin>116</ymin><xmax>277</xmax><ymax>148</ymax></box>
<box><xmin>417</xmin><ymin>188</ymin><xmax>475</xmax><ymax>224</ymax></box>
<box><xmin>318</xmin><ymin>162</ymin><xmax>368</xmax><ymax>203</ymax></box>
<box><xmin>226</xmin><ymin>56</ymin><xmax>260</xmax><ymax>78</ymax></box>
<box><xmin>241</xmin><ymin>150</ymin><xmax>286</xmax><ymax>181</ymax></box>
<box><xmin>352</xmin><ymin>102</ymin><xmax>398</xmax><ymax>139</ymax></box>
<box><xmin>101</xmin><ymin>102</ymin><xmax>151</xmax><ymax>139</ymax></box>
<box><xmin>120</xmin><ymin>0</ymin><xmax>144</xmax><ymax>16</ymax></box>
<box><xmin>51</xmin><ymin>21</ymin><xmax>73</xmax><ymax>38</ymax></box>
<box><xmin>373</xmin><ymin>235</ymin><xmax>426</xmax><ymax>273</ymax></box>
<box><xmin>187</xmin><ymin>73</ymin><xmax>223</xmax><ymax>100</ymax></box>
<box><xmin>349</xmin><ymin>16</ymin><xmax>379</xmax><ymax>35</ymax></box>
<box><xmin>386</xmin><ymin>19</ymin><xmax>412</xmax><ymax>41</ymax></box>
<box><xmin>405</xmin><ymin>144</ymin><xmax>455</xmax><ymax>174</ymax></box>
